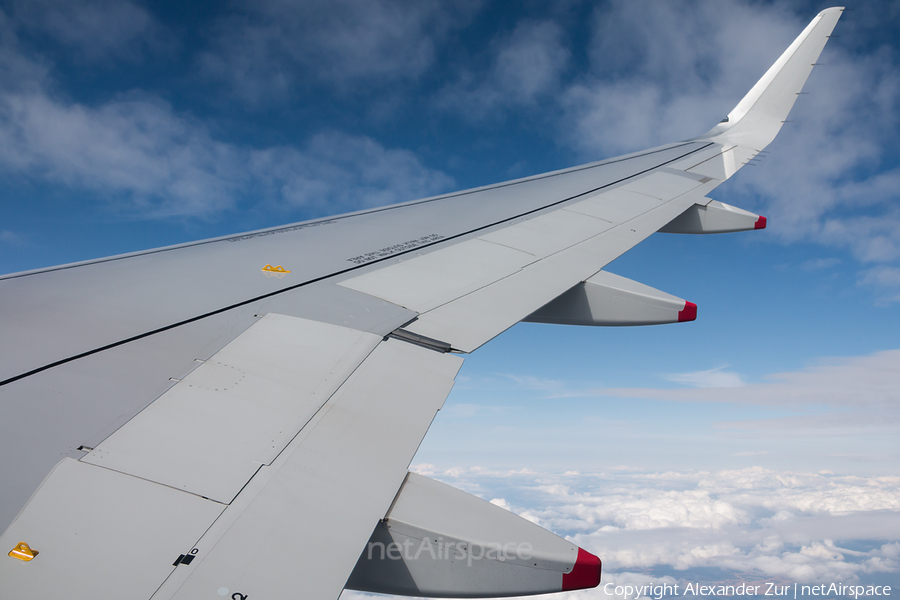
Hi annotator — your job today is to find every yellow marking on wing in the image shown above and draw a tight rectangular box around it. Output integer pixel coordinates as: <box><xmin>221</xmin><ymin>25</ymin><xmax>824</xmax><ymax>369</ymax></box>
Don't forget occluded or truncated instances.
<box><xmin>9</xmin><ymin>541</ymin><xmax>38</xmax><ymax>561</ymax></box>
<box><xmin>262</xmin><ymin>264</ymin><xmax>291</xmax><ymax>273</ymax></box>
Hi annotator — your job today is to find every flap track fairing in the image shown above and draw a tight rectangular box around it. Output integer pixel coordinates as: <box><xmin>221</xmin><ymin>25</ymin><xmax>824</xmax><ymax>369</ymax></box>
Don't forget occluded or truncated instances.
<box><xmin>346</xmin><ymin>473</ymin><xmax>601</xmax><ymax>598</ymax></box>
<box><xmin>523</xmin><ymin>271</ymin><xmax>696</xmax><ymax>327</ymax></box>
<box><xmin>659</xmin><ymin>199</ymin><xmax>766</xmax><ymax>234</ymax></box>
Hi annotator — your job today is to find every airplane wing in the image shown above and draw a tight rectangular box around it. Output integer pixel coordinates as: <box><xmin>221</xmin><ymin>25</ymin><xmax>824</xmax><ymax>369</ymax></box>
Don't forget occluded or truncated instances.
<box><xmin>0</xmin><ymin>8</ymin><xmax>843</xmax><ymax>599</ymax></box>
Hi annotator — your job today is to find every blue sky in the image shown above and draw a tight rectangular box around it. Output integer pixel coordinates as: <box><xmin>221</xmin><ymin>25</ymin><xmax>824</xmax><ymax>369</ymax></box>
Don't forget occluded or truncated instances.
<box><xmin>1</xmin><ymin>0</ymin><xmax>898</xmax><ymax>595</ymax></box>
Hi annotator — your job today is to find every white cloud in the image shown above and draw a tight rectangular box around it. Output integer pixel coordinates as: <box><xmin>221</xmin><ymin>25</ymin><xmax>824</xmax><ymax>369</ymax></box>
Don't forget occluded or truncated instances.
<box><xmin>578</xmin><ymin>350</ymin><xmax>900</xmax><ymax>412</ymax></box>
<box><xmin>342</xmin><ymin>467</ymin><xmax>899</xmax><ymax>597</ymax></box>
<box><xmin>0</xmin><ymin>26</ymin><xmax>453</xmax><ymax>219</ymax></box>
<box><xmin>665</xmin><ymin>367</ymin><xmax>745</xmax><ymax>389</ymax></box>
<box><xmin>800</xmin><ymin>257</ymin><xmax>842</xmax><ymax>271</ymax></box>
<box><xmin>0</xmin><ymin>9</ymin><xmax>50</xmax><ymax>92</ymax></box>
<box><xmin>0</xmin><ymin>230</ymin><xmax>23</xmax><ymax>245</ymax></box>
<box><xmin>0</xmin><ymin>91</ymin><xmax>453</xmax><ymax>217</ymax></box>
<box><xmin>0</xmin><ymin>92</ymin><xmax>244</xmax><ymax>217</ymax></box>
<box><xmin>436</xmin><ymin>20</ymin><xmax>570</xmax><ymax>119</ymax></box>
<box><xmin>858</xmin><ymin>265</ymin><xmax>900</xmax><ymax>303</ymax></box>
<box><xmin>0</xmin><ymin>93</ymin><xmax>452</xmax><ymax>218</ymax></box>
<box><xmin>8</xmin><ymin>0</ymin><xmax>174</xmax><ymax>62</ymax></box>
<box><xmin>199</xmin><ymin>0</ymin><xmax>481</xmax><ymax>103</ymax></box>
<box><xmin>247</xmin><ymin>132</ymin><xmax>454</xmax><ymax>215</ymax></box>
<box><xmin>562</xmin><ymin>0</ymin><xmax>803</xmax><ymax>156</ymax></box>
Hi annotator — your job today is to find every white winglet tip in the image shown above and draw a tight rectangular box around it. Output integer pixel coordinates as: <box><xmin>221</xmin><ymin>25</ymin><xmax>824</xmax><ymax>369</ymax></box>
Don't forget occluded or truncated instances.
<box><xmin>699</xmin><ymin>7</ymin><xmax>843</xmax><ymax>149</ymax></box>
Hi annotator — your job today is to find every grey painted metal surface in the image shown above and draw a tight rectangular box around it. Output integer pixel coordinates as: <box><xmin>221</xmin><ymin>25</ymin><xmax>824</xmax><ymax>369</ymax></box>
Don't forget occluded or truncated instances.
<box><xmin>83</xmin><ymin>314</ymin><xmax>383</xmax><ymax>503</ymax></box>
<box><xmin>340</xmin><ymin>238</ymin><xmax>537</xmax><ymax>313</ymax></box>
<box><xmin>0</xmin><ymin>285</ymin><xmax>415</xmax><ymax>532</ymax></box>
<box><xmin>0</xmin><ymin>141</ymin><xmax>713</xmax><ymax>382</ymax></box>
<box><xmin>403</xmin><ymin>176</ymin><xmax>711</xmax><ymax>352</ymax></box>
<box><xmin>0</xmin><ymin>458</ymin><xmax>224</xmax><ymax>599</ymax></box>
<box><xmin>480</xmin><ymin>208</ymin><xmax>613</xmax><ymax>258</ymax></box>
<box><xmin>659</xmin><ymin>199</ymin><xmax>764</xmax><ymax>233</ymax></box>
<box><xmin>0</xmin><ymin>140</ymin><xmax>716</xmax><ymax>535</ymax></box>
<box><xmin>525</xmin><ymin>271</ymin><xmax>691</xmax><ymax>327</ymax></box>
<box><xmin>347</xmin><ymin>472</ymin><xmax>587</xmax><ymax>598</ymax></box>
<box><xmin>2</xmin><ymin>326</ymin><xmax>461</xmax><ymax>600</ymax></box>
<box><xmin>154</xmin><ymin>337</ymin><xmax>462</xmax><ymax>600</ymax></box>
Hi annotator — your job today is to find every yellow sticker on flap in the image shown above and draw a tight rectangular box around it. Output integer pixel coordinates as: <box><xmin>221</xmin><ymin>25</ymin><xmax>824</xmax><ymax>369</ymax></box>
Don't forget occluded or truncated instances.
<box><xmin>9</xmin><ymin>541</ymin><xmax>38</xmax><ymax>561</ymax></box>
<box><xmin>261</xmin><ymin>264</ymin><xmax>290</xmax><ymax>273</ymax></box>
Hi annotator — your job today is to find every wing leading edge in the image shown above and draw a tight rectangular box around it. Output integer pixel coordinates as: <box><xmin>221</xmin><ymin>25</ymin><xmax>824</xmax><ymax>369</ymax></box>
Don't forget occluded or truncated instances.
<box><xmin>0</xmin><ymin>9</ymin><xmax>842</xmax><ymax>600</ymax></box>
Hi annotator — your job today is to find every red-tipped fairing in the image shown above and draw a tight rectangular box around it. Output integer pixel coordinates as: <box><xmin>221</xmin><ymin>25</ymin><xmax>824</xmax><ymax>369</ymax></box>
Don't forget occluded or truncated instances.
<box><xmin>562</xmin><ymin>547</ymin><xmax>603</xmax><ymax>591</ymax></box>
<box><xmin>348</xmin><ymin>473</ymin><xmax>603</xmax><ymax>598</ymax></box>
<box><xmin>525</xmin><ymin>271</ymin><xmax>698</xmax><ymax>328</ymax></box>
<box><xmin>678</xmin><ymin>301</ymin><xmax>698</xmax><ymax>322</ymax></box>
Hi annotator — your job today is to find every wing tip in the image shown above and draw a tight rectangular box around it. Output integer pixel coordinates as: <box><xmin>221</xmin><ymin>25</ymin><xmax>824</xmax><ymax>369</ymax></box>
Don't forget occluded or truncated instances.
<box><xmin>697</xmin><ymin>7</ymin><xmax>843</xmax><ymax>149</ymax></box>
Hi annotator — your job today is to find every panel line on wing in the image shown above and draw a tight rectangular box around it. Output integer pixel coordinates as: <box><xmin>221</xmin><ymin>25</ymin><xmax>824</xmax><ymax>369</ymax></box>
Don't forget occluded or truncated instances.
<box><xmin>0</xmin><ymin>142</ymin><xmax>715</xmax><ymax>389</ymax></box>
<box><xmin>339</xmin><ymin>170</ymin><xmax>711</xmax><ymax>328</ymax></box>
<box><xmin>1</xmin><ymin>142</ymin><xmax>705</xmax><ymax>284</ymax></box>
<box><xmin>151</xmin><ymin>338</ymin><xmax>464</xmax><ymax>600</ymax></box>
<box><xmin>81</xmin><ymin>315</ymin><xmax>385</xmax><ymax>504</ymax></box>
<box><xmin>404</xmin><ymin>177</ymin><xmax>715</xmax><ymax>352</ymax></box>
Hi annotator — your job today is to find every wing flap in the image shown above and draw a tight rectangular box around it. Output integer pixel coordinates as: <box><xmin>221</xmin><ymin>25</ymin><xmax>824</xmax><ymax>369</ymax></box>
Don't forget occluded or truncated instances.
<box><xmin>0</xmin><ymin>458</ymin><xmax>224</xmax><ymax>599</ymax></box>
<box><xmin>2</xmin><ymin>333</ymin><xmax>463</xmax><ymax>600</ymax></box>
<box><xmin>153</xmin><ymin>338</ymin><xmax>462</xmax><ymax>600</ymax></box>
<box><xmin>564</xmin><ymin>188</ymin><xmax>661</xmax><ymax>222</ymax></box>
<box><xmin>479</xmin><ymin>209</ymin><xmax>613</xmax><ymax>257</ymax></box>
<box><xmin>82</xmin><ymin>314</ymin><xmax>382</xmax><ymax>504</ymax></box>
<box><xmin>338</xmin><ymin>239</ymin><xmax>536</xmax><ymax>313</ymax></box>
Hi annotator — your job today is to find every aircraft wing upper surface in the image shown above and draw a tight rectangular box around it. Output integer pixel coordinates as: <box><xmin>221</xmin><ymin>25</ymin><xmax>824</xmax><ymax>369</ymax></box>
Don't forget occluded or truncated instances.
<box><xmin>0</xmin><ymin>8</ymin><xmax>842</xmax><ymax>599</ymax></box>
